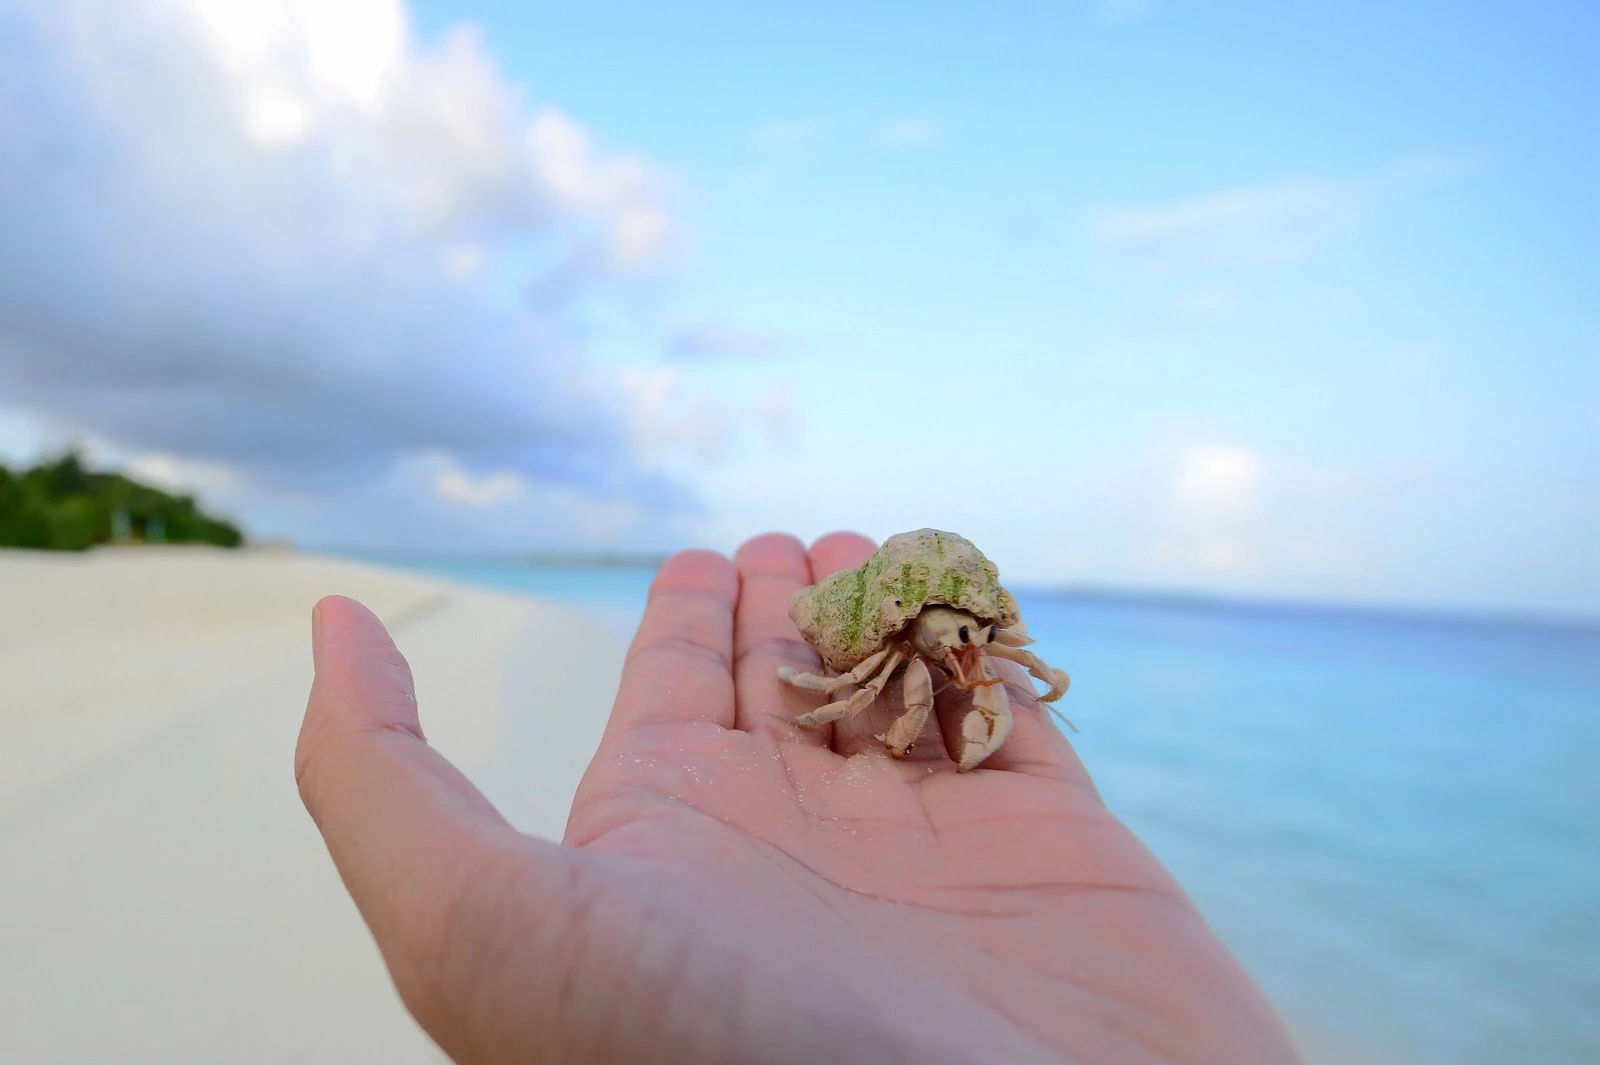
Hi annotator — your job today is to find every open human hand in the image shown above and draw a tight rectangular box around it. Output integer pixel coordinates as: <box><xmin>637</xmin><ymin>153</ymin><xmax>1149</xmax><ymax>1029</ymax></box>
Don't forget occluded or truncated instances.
<box><xmin>295</xmin><ymin>532</ymin><xmax>1302</xmax><ymax>1065</ymax></box>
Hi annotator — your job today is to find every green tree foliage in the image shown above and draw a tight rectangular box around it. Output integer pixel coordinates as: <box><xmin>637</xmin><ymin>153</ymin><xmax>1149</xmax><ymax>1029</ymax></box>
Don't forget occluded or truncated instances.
<box><xmin>0</xmin><ymin>450</ymin><xmax>244</xmax><ymax>551</ymax></box>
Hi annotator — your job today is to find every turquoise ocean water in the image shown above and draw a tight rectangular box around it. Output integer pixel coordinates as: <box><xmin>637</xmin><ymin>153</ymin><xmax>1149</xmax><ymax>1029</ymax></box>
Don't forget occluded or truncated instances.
<box><xmin>355</xmin><ymin>553</ymin><xmax>1600</xmax><ymax>1065</ymax></box>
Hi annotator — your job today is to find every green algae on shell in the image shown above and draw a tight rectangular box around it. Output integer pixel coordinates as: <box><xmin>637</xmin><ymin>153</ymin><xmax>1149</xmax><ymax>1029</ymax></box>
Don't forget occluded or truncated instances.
<box><xmin>788</xmin><ymin>528</ymin><xmax>1021</xmax><ymax>672</ymax></box>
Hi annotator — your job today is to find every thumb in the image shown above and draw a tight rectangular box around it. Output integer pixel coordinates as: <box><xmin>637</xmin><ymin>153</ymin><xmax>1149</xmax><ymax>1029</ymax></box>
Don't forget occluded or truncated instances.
<box><xmin>295</xmin><ymin>595</ymin><xmax>515</xmax><ymax>979</ymax></box>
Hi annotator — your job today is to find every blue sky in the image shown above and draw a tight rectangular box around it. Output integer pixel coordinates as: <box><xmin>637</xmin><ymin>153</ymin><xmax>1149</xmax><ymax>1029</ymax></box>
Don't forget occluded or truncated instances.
<box><xmin>0</xmin><ymin>0</ymin><xmax>1595</xmax><ymax>616</ymax></box>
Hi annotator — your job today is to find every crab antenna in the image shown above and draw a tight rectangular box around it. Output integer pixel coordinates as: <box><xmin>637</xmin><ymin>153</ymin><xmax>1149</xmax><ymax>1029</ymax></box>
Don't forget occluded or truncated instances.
<box><xmin>963</xmin><ymin>645</ymin><xmax>984</xmax><ymax>686</ymax></box>
<box><xmin>944</xmin><ymin>648</ymin><xmax>969</xmax><ymax>687</ymax></box>
<box><xmin>1045</xmin><ymin>703</ymin><xmax>1080</xmax><ymax>733</ymax></box>
<box><xmin>970</xmin><ymin>647</ymin><xmax>1005</xmax><ymax>688</ymax></box>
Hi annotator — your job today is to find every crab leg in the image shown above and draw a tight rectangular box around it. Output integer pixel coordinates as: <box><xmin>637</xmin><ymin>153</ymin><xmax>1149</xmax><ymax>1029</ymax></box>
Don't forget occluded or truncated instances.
<box><xmin>778</xmin><ymin>647</ymin><xmax>892</xmax><ymax>694</ymax></box>
<box><xmin>876</xmin><ymin>657</ymin><xmax>934</xmax><ymax>757</ymax></box>
<box><xmin>792</xmin><ymin>649</ymin><xmax>904</xmax><ymax>729</ymax></box>
<box><xmin>956</xmin><ymin>662</ymin><xmax>1012</xmax><ymax>771</ymax></box>
<box><xmin>985</xmin><ymin>642</ymin><xmax>1070</xmax><ymax>702</ymax></box>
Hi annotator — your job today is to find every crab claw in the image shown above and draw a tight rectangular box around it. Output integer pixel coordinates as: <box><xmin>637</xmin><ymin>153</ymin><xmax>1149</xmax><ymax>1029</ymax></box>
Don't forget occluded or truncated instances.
<box><xmin>956</xmin><ymin>668</ymin><xmax>1012</xmax><ymax>771</ymax></box>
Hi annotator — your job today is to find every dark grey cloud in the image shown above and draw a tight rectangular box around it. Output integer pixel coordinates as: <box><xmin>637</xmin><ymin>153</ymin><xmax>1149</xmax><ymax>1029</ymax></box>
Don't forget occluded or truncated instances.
<box><xmin>0</xmin><ymin>0</ymin><xmax>693</xmax><ymax>530</ymax></box>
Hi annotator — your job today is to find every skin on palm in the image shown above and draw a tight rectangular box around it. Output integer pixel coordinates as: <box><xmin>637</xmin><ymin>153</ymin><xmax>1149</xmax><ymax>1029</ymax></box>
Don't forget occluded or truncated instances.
<box><xmin>295</xmin><ymin>532</ymin><xmax>1303</xmax><ymax>1065</ymax></box>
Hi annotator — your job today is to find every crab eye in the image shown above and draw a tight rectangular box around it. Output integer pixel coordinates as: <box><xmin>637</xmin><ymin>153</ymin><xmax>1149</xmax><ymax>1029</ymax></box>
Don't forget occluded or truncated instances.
<box><xmin>959</xmin><ymin>625</ymin><xmax>970</xmax><ymax>644</ymax></box>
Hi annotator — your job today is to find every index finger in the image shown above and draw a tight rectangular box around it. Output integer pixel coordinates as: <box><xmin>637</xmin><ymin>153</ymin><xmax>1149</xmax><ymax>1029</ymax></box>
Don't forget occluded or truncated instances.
<box><xmin>731</xmin><ymin>533</ymin><xmax>832</xmax><ymax>746</ymax></box>
<box><xmin>606</xmin><ymin>549</ymin><xmax>738</xmax><ymax>737</ymax></box>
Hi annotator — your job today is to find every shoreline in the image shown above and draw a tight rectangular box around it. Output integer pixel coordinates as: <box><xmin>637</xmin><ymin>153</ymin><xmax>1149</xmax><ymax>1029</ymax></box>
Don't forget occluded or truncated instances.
<box><xmin>1</xmin><ymin>545</ymin><xmax>624</xmax><ymax>1062</ymax></box>
<box><xmin>312</xmin><ymin>541</ymin><xmax>1600</xmax><ymax>633</ymax></box>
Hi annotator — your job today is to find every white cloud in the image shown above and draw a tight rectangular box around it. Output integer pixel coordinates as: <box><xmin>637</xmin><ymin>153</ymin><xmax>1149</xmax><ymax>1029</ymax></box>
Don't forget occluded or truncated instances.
<box><xmin>1177</xmin><ymin>286</ymin><xmax>1243</xmax><ymax>319</ymax></box>
<box><xmin>1148</xmin><ymin>444</ymin><xmax>1268</xmax><ymax>577</ymax></box>
<box><xmin>1148</xmin><ymin>533</ymin><xmax>1257</xmax><ymax>577</ymax></box>
<box><xmin>875</xmin><ymin>117</ymin><xmax>943</xmax><ymax>147</ymax></box>
<box><xmin>0</xmin><ymin>0</ymin><xmax>692</xmax><ymax>547</ymax></box>
<box><xmin>1174</xmin><ymin>444</ymin><xmax>1263</xmax><ymax>514</ymax></box>
<box><xmin>526</xmin><ymin>108</ymin><xmax>676</xmax><ymax>269</ymax></box>
<box><xmin>753</xmin><ymin>118</ymin><xmax>826</xmax><ymax>152</ymax></box>
<box><xmin>124</xmin><ymin>452</ymin><xmax>244</xmax><ymax>497</ymax></box>
<box><xmin>616</xmin><ymin>367</ymin><xmax>731</xmax><ymax>463</ymax></box>
<box><xmin>1099</xmin><ymin>0</ymin><xmax>1155</xmax><ymax>23</ymax></box>
<box><xmin>1375</xmin><ymin>340</ymin><xmax>1443</xmax><ymax>386</ymax></box>
<box><xmin>247</xmin><ymin>90</ymin><xmax>313</xmax><ymax>148</ymax></box>
<box><xmin>426</xmin><ymin>453</ymin><xmax>528</xmax><ymax>508</ymax></box>
<box><xmin>193</xmin><ymin>0</ymin><xmax>404</xmax><ymax>113</ymax></box>
<box><xmin>322</xmin><ymin>451</ymin><xmax>724</xmax><ymax>554</ymax></box>
<box><xmin>1092</xmin><ymin>178</ymin><xmax>1360</xmax><ymax>269</ymax></box>
<box><xmin>753</xmin><ymin>382</ymin><xmax>800</xmax><ymax>441</ymax></box>
<box><xmin>0</xmin><ymin>407</ymin><xmax>50</xmax><ymax>465</ymax></box>
<box><xmin>442</xmin><ymin>242</ymin><xmax>486</xmax><ymax>280</ymax></box>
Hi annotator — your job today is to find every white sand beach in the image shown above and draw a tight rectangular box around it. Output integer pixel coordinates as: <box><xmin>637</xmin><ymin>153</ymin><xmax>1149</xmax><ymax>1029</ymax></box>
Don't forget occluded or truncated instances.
<box><xmin>0</xmin><ymin>546</ymin><xmax>624</xmax><ymax>1063</ymax></box>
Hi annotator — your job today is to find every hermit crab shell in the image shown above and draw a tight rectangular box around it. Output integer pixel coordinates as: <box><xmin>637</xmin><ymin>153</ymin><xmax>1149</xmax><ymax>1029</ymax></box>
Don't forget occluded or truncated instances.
<box><xmin>788</xmin><ymin>528</ymin><xmax>1022</xmax><ymax>673</ymax></box>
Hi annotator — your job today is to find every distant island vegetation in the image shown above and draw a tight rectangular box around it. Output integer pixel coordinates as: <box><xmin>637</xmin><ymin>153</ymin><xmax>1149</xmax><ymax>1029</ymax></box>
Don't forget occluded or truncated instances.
<box><xmin>0</xmin><ymin>450</ymin><xmax>244</xmax><ymax>551</ymax></box>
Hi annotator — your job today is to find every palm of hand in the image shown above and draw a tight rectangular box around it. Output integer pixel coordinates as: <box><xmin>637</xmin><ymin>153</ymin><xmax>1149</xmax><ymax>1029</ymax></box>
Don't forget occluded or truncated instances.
<box><xmin>297</xmin><ymin>532</ymin><xmax>1301</xmax><ymax>1065</ymax></box>
<box><xmin>566</xmin><ymin>724</ymin><xmax>1151</xmax><ymax>1064</ymax></box>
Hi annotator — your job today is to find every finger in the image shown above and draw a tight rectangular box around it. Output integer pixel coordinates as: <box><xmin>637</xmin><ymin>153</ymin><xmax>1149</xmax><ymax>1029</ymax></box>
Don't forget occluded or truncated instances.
<box><xmin>806</xmin><ymin>530</ymin><xmax>877</xmax><ymax>585</ymax></box>
<box><xmin>732</xmin><ymin>533</ymin><xmax>830</xmax><ymax>745</ymax></box>
<box><xmin>294</xmin><ymin>595</ymin><xmax>527</xmax><ymax>975</ymax></box>
<box><xmin>607</xmin><ymin>549</ymin><xmax>738</xmax><ymax>736</ymax></box>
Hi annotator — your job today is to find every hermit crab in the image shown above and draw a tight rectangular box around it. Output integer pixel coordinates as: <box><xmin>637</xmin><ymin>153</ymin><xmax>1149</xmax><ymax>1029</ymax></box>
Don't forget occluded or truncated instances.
<box><xmin>777</xmin><ymin>529</ymin><xmax>1070</xmax><ymax>771</ymax></box>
